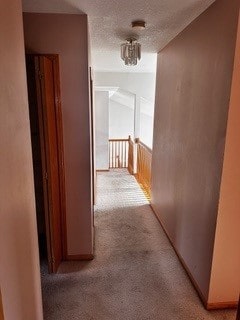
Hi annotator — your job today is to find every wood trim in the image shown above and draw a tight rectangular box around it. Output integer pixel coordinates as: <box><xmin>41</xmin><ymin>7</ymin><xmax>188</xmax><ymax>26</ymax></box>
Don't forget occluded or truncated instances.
<box><xmin>128</xmin><ymin>136</ymin><xmax>134</xmax><ymax>175</ymax></box>
<box><xmin>0</xmin><ymin>290</ymin><xmax>4</xmax><ymax>320</ymax></box>
<box><xmin>33</xmin><ymin>54</ymin><xmax>67</xmax><ymax>270</ymax></box>
<box><xmin>51</xmin><ymin>55</ymin><xmax>68</xmax><ymax>260</ymax></box>
<box><xmin>109</xmin><ymin>138</ymin><xmax>129</xmax><ymax>142</ymax></box>
<box><xmin>96</xmin><ymin>169</ymin><xmax>110</xmax><ymax>172</ymax></box>
<box><xmin>150</xmin><ymin>204</ymin><xmax>238</xmax><ymax>310</ymax></box>
<box><xmin>237</xmin><ymin>296</ymin><xmax>240</xmax><ymax>320</ymax></box>
<box><xmin>135</xmin><ymin>142</ymin><xmax>152</xmax><ymax>198</ymax></box>
<box><xmin>138</xmin><ymin>140</ymin><xmax>152</xmax><ymax>154</ymax></box>
<box><xmin>109</xmin><ymin>138</ymin><xmax>129</xmax><ymax>169</ymax></box>
<box><xmin>34</xmin><ymin>56</ymin><xmax>53</xmax><ymax>273</ymax></box>
<box><xmin>207</xmin><ymin>301</ymin><xmax>238</xmax><ymax>310</ymax></box>
<box><xmin>89</xmin><ymin>67</ymin><xmax>96</xmax><ymax>207</ymax></box>
<box><xmin>66</xmin><ymin>254</ymin><xmax>94</xmax><ymax>261</ymax></box>
<box><xmin>149</xmin><ymin>204</ymin><xmax>208</xmax><ymax>308</ymax></box>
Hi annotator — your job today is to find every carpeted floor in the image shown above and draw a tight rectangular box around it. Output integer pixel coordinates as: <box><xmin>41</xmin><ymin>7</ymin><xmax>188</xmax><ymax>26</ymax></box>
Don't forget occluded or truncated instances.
<box><xmin>41</xmin><ymin>169</ymin><xmax>236</xmax><ymax>320</ymax></box>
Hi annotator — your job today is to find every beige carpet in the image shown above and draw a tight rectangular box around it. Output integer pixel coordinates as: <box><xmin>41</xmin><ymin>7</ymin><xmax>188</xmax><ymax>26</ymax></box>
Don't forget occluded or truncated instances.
<box><xmin>41</xmin><ymin>169</ymin><xmax>236</xmax><ymax>320</ymax></box>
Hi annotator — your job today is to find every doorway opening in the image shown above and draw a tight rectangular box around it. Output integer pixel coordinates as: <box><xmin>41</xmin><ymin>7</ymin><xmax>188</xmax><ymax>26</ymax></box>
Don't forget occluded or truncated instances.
<box><xmin>93</xmin><ymin>67</ymin><xmax>157</xmax><ymax>201</ymax></box>
<box><xmin>26</xmin><ymin>54</ymin><xmax>66</xmax><ymax>273</ymax></box>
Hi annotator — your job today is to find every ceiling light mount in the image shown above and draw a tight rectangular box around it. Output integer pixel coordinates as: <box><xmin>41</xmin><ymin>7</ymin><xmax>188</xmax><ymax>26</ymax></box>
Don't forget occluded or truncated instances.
<box><xmin>121</xmin><ymin>38</ymin><xmax>141</xmax><ymax>66</ymax></box>
<box><xmin>131</xmin><ymin>20</ymin><xmax>146</xmax><ymax>31</ymax></box>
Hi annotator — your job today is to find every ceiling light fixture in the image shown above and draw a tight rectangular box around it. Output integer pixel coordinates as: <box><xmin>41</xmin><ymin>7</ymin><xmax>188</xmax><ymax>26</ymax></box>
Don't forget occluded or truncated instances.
<box><xmin>121</xmin><ymin>38</ymin><xmax>141</xmax><ymax>66</ymax></box>
<box><xmin>131</xmin><ymin>20</ymin><xmax>146</xmax><ymax>31</ymax></box>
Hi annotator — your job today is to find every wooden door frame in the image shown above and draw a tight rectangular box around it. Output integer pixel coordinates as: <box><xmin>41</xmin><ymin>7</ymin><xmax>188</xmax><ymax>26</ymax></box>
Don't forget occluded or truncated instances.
<box><xmin>237</xmin><ymin>296</ymin><xmax>240</xmax><ymax>320</ymax></box>
<box><xmin>89</xmin><ymin>67</ymin><xmax>96</xmax><ymax>206</ymax></box>
<box><xmin>33</xmin><ymin>54</ymin><xmax>67</xmax><ymax>265</ymax></box>
<box><xmin>0</xmin><ymin>289</ymin><xmax>4</xmax><ymax>320</ymax></box>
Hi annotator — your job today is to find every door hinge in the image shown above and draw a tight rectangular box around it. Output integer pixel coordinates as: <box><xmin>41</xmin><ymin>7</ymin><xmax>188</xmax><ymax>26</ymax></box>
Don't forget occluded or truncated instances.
<box><xmin>38</xmin><ymin>70</ymin><xmax>44</xmax><ymax>79</ymax></box>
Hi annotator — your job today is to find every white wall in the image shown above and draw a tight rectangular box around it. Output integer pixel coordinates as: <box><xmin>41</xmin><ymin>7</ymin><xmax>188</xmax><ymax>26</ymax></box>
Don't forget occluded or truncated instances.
<box><xmin>95</xmin><ymin>72</ymin><xmax>156</xmax><ymax>146</ymax></box>
<box><xmin>94</xmin><ymin>89</ymin><xmax>134</xmax><ymax>171</ymax></box>
<box><xmin>109</xmin><ymin>91</ymin><xmax>134</xmax><ymax>139</ymax></box>
<box><xmin>92</xmin><ymin>51</ymin><xmax>157</xmax><ymax>73</ymax></box>
<box><xmin>140</xmin><ymin>98</ymin><xmax>154</xmax><ymax>148</ymax></box>
<box><xmin>94</xmin><ymin>72</ymin><xmax>156</xmax><ymax>102</ymax></box>
<box><xmin>95</xmin><ymin>91</ymin><xmax>109</xmax><ymax>170</ymax></box>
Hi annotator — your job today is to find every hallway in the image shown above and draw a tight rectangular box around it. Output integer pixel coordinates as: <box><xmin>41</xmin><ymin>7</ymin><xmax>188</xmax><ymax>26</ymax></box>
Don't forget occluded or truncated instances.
<box><xmin>42</xmin><ymin>170</ymin><xmax>236</xmax><ymax>320</ymax></box>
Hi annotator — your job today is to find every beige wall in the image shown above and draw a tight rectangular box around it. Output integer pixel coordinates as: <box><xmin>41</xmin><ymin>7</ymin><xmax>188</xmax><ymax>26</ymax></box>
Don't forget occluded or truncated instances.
<box><xmin>0</xmin><ymin>0</ymin><xmax>43</xmax><ymax>319</ymax></box>
<box><xmin>151</xmin><ymin>0</ymin><xmax>239</xmax><ymax>303</ymax></box>
<box><xmin>208</xmin><ymin>13</ymin><xmax>240</xmax><ymax>304</ymax></box>
<box><xmin>23</xmin><ymin>13</ymin><xmax>93</xmax><ymax>255</ymax></box>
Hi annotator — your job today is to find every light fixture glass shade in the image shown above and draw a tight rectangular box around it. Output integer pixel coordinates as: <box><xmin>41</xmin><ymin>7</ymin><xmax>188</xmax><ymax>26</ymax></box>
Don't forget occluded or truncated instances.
<box><xmin>121</xmin><ymin>38</ymin><xmax>141</xmax><ymax>66</ymax></box>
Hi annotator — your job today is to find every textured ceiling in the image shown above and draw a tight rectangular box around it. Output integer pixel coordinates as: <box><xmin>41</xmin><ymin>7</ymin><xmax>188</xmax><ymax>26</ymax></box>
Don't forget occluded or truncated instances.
<box><xmin>22</xmin><ymin>0</ymin><xmax>215</xmax><ymax>71</ymax></box>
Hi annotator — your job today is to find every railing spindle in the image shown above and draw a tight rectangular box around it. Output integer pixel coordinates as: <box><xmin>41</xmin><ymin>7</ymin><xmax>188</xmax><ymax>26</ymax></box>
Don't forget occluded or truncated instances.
<box><xmin>114</xmin><ymin>141</ymin><xmax>116</xmax><ymax>168</ymax></box>
<box><xmin>108</xmin><ymin>138</ymin><xmax>130</xmax><ymax>169</ymax></box>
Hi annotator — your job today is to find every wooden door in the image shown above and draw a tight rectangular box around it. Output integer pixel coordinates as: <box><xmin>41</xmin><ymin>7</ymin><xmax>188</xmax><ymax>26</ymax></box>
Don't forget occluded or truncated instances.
<box><xmin>34</xmin><ymin>55</ymin><xmax>65</xmax><ymax>273</ymax></box>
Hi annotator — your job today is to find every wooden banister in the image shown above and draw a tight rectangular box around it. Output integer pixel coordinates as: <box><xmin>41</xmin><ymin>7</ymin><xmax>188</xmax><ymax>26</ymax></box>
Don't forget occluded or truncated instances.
<box><xmin>128</xmin><ymin>136</ymin><xmax>134</xmax><ymax>175</ymax></box>
<box><xmin>108</xmin><ymin>138</ymin><xmax>152</xmax><ymax>200</ymax></box>
<box><xmin>135</xmin><ymin>140</ymin><xmax>152</xmax><ymax>199</ymax></box>
<box><xmin>109</xmin><ymin>138</ymin><xmax>129</xmax><ymax>142</ymax></box>
<box><xmin>109</xmin><ymin>138</ymin><xmax>129</xmax><ymax>169</ymax></box>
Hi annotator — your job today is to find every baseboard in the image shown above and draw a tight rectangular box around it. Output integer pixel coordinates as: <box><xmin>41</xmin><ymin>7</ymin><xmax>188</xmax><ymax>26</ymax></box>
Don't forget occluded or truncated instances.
<box><xmin>0</xmin><ymin>289</ymin><xmax>4</xmax><ymax>320</ymax></box>
<box><xmin>207</xmin><ymin>301</ymin><xmax>238</xmax><ymax>310</ymax></box>
<box><xmin>96</xmin><ymin>169</ymin><xmax>109</xmax><ymax>172</ymax></box>
<box><xmin>149</xmin><ymin>204</ymin><xmax>208</xmax><ymax>308</ymax></box>
<box><xmin>149</xmin><ymin>204</ymin><xmax>239</xmax><ymax>311</ymax></box>
<box><xmin>66</xmin><ymin>254</ymin><xmax>94</xmax><ymax>261</ymax></box>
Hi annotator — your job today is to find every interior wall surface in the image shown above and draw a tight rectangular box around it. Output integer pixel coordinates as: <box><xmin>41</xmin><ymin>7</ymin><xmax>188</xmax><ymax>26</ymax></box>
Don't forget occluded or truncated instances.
<box><xmin>23</xmin><ymin>13</ymin><xmax>93</xmax><ymax>255</ymax></box>
<box><xmin>94</xmin><ymin>72</ymin><xmax>156</xmax><ymax>102</ymax></box>
<box><xmin>0</xmin><ymin>1</ymin><xmax>43</xmax><ymax>319</ymax></box>
<box><xmin>95</xmin><ymin>91</ymin><xmax>109</xmax><ymax>170</ymax></box>
<box><xmin>109</xmin><ymin>100</ymin><xmax>134</xmax><ymax>139</ymax></box>
<box><xmin>140</xmin><ymin>98</ymin><xmax>154</xmax><ymax>148</ymax></box>
<box><xmin>208</xmin><ymin>12</ymin><xmax>240</xmax><ymax>305</ymax></box>
<box><xmin>151</xmin><ymin>0</ymin><xmax>239</xmax><ymax>303</ymax></box>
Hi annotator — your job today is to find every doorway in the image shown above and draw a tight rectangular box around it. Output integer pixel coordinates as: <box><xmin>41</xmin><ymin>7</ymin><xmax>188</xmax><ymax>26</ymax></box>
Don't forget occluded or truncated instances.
<box><xmin>26</xmin><ymin>54</ymin><xmax>66</xmax><ymax>273</ymax></box>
